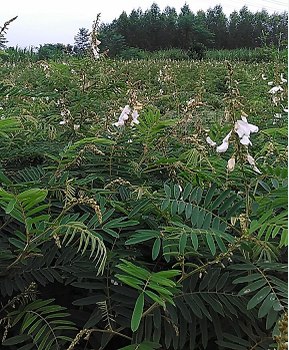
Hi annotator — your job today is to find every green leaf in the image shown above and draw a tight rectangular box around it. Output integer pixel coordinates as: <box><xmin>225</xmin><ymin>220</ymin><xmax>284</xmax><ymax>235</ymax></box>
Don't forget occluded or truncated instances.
<box><xmin>174</xmin><ymin>184</ymin><xmax>181</xmax><ymax>200</ymax></box>
<box><xmin>179</xmin><ymin>232</ymin><xmax>187</xmax><ymax>254</ymax></box>
<box><xmin>218</xmin><ymin>195</ymin><xmax>236</xmax><ymax>215</ymax></box>
<box><xmin>233</xmin><ymin>274</ymin><xmax>263</xmax><ymax>284</ymax></box>
<box><xmin>161</xmin><ymin>197</ymin><xmax>170</xmax><ymax>211</ymax></box>
<box><xmin>237</xmin><ymin>279</ymin><xmax>267</xmax><ymax>296</ymax></box>
<box><xmin>2</xmin><ymin>335</ymin><xmax>31</xmax><ymax>346</ymax></box>
<box><xmin>8</xmin><ymin>238</ymin><xmax>25</xmax><ymax>249</ymax></box>
<box><xmin>247</xmin><ymin>286</ymin><xmax>271</xmax><ymax>310</ymax></box>
<box><xmin>178</xmin><ymin>201</ymin><xmax>185</xmax><ymax>214</ymax></box>
<box><xmin>171</xmin><ymin>200</ymin><xmax>178</xmax><ymax>216</ymax></box>
<box><xmin>184</xmin><ymin>295</ymin><xmax>202</xmax><ymax>318</ymax></box>
<box><xmin>185</xmin><ymin>203</ymin><xmax>192</xmax><ymax>219</ymax></box>
<box><xmin>21</xmin><ymin>315</ymin><xmax>38</xmax><ymax>333</ymax></box>
<box><xmin>153</xmin><ymin>270</ymin><xmax>180</xmax><ymax>278</ymax></box>
<box><xmin>145</xmin><ymin>290</ymin><xmax>165</xmax><ymax>307</ymax></box>
<box><xmin>191</xmin><ymin>231</ymin><xmax>198</xmax><ymax>250</ymax></box>
<box><xmin>164</xmin><ymin>184</ymin><xmax>171</xmax><ymax>198</ymax></box>
<box><xmin>116</xmin><ymin>274</ymin><xmax>144</xmax><ymax>291</ymax></box>
<box><xmin>131</xmin><ymin>293</ymin><xmax>144</xmax><ymax>332</ymax></box>
<box><xmin>204</xmin><ymin>183</ymin><xmax>217</xmax><ymax>206</ymax></box>
<box><xmin>5</xmin><ymin>198</ymin><xmax>17</xmax><ymax>214</ymax></box>
<box><xmin>206</xmin><ymin>234</ymin><xmax>216</xmax><ymax>256</ymax></box>
<box><xmin>72</xmin><ymin>295</ymin><xmax>106</xmax><ymax>305</ymax></box>
<box><xmin>258</xmin><ymin>293</ymin><xmax>275</xmax><ymax>318</ymax></box>
<box><xmin>183</xmin><ymin>183</ymin><xmax>192</xmax><ymax>200</ymax></box>
<box><xmin>152</xmin><ymin>238</ymin><xmax>161</xmax><ymax>260</ymax></box>
<box><xmin>211</xmin><ymin>190</ymin><xmax>231</xmax><ymax>210</ymax></box>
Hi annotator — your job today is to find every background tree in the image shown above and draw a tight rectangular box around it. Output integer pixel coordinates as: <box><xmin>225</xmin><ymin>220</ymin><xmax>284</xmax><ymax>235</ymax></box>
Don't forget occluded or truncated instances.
<box><xmin>0</xmin><ymin>16</ymin><xmax>18</xmax><ymax>50</ymax></box>
<box><xmin>205</xmin><ymin>5</ymin><xmax>228</xmax><ymax>49</ymax></box>
<box><xmin>74</xmin><ymin>27</ymin><xmax>90</xmax><ymax>55</ymax></box>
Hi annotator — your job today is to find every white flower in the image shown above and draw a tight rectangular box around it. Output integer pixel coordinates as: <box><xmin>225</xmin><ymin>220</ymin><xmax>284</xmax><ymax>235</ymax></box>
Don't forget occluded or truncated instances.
<box><xmin>131</xmin><ymin>109</ymin><xmax>140</xmax><ymax>126</ymax></box>
<box><xmin>227</xmin><ymin>157</ymin><xmax>235</xmax><ymax>172</ymax></box>
<box><xmin>247</xmin><ymin>154</ymin><xmax>262</xmax><ymax>174</ymax></box>
<box><xmin>113</xmin><ymin>119</ymin><xmax>125</xmax><ymax>127</ymax></box>
<box><xmin>216</xmin><ymin>131</ymin><xmax>231</xmax><ymax>153</ymax></box>
<box><xmin>261</xmin><ymin>74</ymin><xmax>267</xmax><ymax>80</ymax></box>
<box><xmin>280</xmin><ymin>73</ymin><xmax>287</xmax><ymax>83</ymax></box>
<box><xmin>269</xmin><ymin>86</ymin><xmax>283</xmax><ymax>94</ymax></box>
<box><xmin>216</xmin><ymin>141</ymin><xmax>229</xmax><ymax>153</ymax></box>
<box><xmin>283</xmin><ymin>108</ymin><xmax>288</xmax><ymax>113</ymax></box>
<box><xmin>268</xmin><ymin>81</ymin><xmax>273</xmax><ymax>86</ymax></box>
<box><xmin>234</xmin><ymin>116</ymin><xmax>258</xmax><ymax>139</ymax></box>
<box><xmin>59</xmin><ymin>120</ymin><xmax>66</xmax><ymax>125</ymax></box>
<box><xmin>206</xmin><ymin>136</ymin><xmax>217</xmax><ymax>147</ymax></box>
<box><xmin>240</xmin><ymin>135</ymin><xmax>252</xmax><ymax>146</ymax></box>
<box><xmin>74</xmin><ymin>124</ymin><xmax>80</xmax><ymax>130</ymax></box>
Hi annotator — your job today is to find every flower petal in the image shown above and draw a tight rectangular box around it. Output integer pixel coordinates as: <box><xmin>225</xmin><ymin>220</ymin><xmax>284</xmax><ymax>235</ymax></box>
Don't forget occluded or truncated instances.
<box><xmin>206</xmin><ymin>136</ymin><xmax>217</xmax><ymax>147</ymax></box>
<box><xmin>240</xmin><ymin>135</ymin><xmax>252</xmax><ymax>146</ymax></box>
<box><xmin>216</xmin><ymin>141</ymin><xmax>229</xmax><ymax>153</ymax></box>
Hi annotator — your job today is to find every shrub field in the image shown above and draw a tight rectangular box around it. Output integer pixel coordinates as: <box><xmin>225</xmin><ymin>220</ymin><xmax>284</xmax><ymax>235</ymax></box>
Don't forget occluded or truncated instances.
<box><xmin>0</xmin><ymin>53</ymin><xmax>288</xmax><ymax>350</ymax></box>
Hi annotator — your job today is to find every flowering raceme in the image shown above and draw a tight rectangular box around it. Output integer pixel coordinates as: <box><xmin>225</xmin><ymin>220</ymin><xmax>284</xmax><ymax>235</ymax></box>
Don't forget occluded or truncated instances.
<box><xmin>113</xmin><ymin>105</ymin><xmax>140</xmax><ymax>127</ymax></box>
<box><xmin>207</xmin><ymin>115</ymin><xmax>258</xmax><ymax>153</ymax></box>
<box><xmin>206</xmin><ymin>114</ymin><xmax>261</xmax><ymax>173</ymax></box>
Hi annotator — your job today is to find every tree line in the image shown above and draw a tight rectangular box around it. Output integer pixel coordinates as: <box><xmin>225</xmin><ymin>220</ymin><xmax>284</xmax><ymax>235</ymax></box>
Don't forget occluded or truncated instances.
<box><xmin>96</xmin><ymin>3</ymin><xmax>287</xmax><ymax>57</ymax></box>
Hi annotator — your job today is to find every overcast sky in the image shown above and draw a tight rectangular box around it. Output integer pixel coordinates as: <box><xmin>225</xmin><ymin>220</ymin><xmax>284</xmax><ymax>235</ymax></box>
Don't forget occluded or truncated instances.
<box><xmin>1</xmin><ymin>0</ymin><xmax>287</xmax><ymax>48</ymax></box>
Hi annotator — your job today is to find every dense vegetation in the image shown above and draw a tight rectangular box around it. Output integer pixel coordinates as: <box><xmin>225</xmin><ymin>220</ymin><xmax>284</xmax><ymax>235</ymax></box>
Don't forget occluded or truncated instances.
<box><xmin>0</xmin><ymin>12</ymin><xmax>288</xmax><ymax>350</ymax></box>
<box><xmin>97</xmin><ymin>3</ymin><xmax>288</xmax><ymax>58</ymax></box>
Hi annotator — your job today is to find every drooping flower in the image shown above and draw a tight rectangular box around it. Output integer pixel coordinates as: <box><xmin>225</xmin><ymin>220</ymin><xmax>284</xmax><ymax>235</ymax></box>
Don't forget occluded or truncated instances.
<box><xmin>240</xmin><ymin>135</ymin><xmax>252</xmax><ymax>146</ymax></box>
<box><xmin>234</xmin><ymin>116</ymin><xmax>258</xmax><ymax>144</ymax></box>
<box><xmin>131</xmin><ymin>110</ymin><xmax>140</xmax><ymax>126</ymax></box>
<box><xmin>206</xmin><ymin>136</ymin><xmax>217</xmax><ymax>147</ymax></box>
<box><xmin>247</xmin><ymin>154</ymin><xmax>262</xmax><ymax>174</ymax></box>
<box><xmin>269</xmin><ymin>86</ymin><xmax>284</xmax><ymax>94</ymax></box>
<box><xmin>216</xmin><ymin>131</ymin><xmax>232</xmax><ymax>153</ymax></box>
<box><xmin>280</xmin><ymin>73</ymin><xmax>287</xmax><ymax>83</ymax></box>
<box><xmin>113</xmin><ymin>105</ymin><xmax>141</xmax><ymax>127</ymax></box>
<box><xmin>227</xmin><ymin>157</ymin><xmax>235</xmax><ymax>172</ymax></box>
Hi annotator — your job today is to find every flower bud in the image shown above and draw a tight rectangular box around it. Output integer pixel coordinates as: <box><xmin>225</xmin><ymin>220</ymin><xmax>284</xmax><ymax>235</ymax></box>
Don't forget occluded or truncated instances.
<box><xmin>227</xmin><ymin>157</ymin><xmax>235</xmax><ymax>172</ymax></box>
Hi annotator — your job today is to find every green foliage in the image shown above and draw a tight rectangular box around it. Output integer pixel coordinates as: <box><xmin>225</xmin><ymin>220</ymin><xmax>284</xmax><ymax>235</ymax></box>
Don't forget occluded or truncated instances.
<box><xmin>0</xmin><ymin>49</ymin><xmax>287</xmax><ymax>350</ymax></box>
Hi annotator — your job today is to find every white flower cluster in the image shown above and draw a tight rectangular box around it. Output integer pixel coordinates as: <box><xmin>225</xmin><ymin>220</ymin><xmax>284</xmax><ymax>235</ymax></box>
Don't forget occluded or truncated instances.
<box><xmin>263</xmin><ymin>73</ymin><xmax>287</xmax><ymax>109</ymax></box>
<box><xmin>206</xmin><ymin>115</ymin><xmax>258</xmax><ymax>152</ymax></box>
<box><xmin>206</xmin><ymin>115</ymin><xmax>261</xmax><ymax>173</ymax></box>
<box><xmin>113</xmin><ymin>105</ymin><xmax>140</xmax><ymax>127</ymax></box>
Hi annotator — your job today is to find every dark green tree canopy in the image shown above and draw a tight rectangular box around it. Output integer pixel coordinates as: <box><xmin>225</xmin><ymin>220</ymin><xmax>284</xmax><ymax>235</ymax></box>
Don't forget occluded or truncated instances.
<box><xmin>97</xmin><ymin>3</ymin><xmax>288</xmax><ymax>57</ymax></box>
<box><xmin>74</xmin><ymin>27</ymin><xmax>90</xmax><ymax>54</ymax></box>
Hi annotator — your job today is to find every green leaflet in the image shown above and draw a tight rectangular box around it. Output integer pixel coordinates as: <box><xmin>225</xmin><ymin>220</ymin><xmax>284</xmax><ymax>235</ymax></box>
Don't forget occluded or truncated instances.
<box><xmin>179</xmin><ymin>232</ymin><xmax>187</xmax><ymax>254</ymax></box>
<box><xmin>183</xmin><ymin>183</ymin><xmax>192</xmax><ymax>201</ymax></box>
<box><xmin>237</xmin><ymin>279</ymin><xmax>267</xmax><ymax>296</ymax></box>
<box><xmin>206</xmin><ymin>234</ymin><xmax>216</xmax><ymax>256</ymax></box>
<box><xmin>233</xmin><ymin>273</ymin><xmax>263</xmax><ymax>284</ymax></box>
<box><xmin>131</xmin><ymin>293</ymin><xmax>144</xmax><ymax>332</ymax></box>
<box><xmin>152</xmin><ymin>238</ymin><xmax>161</xmax><ymax>260</ymax></box>
<box><xmin>145</xmin><ymin>290</ymin><xmax>166</xmax><ymax>307</ymax></box>
<box><xmin>258</xmin><ymin>293</ymin><xmax>275</xmax><ymax>318</ymax></box>
<box><xmin>2</xmin><ymin>335</ymin><xmax>31</xmax><ymax>346</ymax></box>
<box><xmin>247</xmin><ymin>286</ymin><xmax>271</xmax><ymax>310</ymax></box>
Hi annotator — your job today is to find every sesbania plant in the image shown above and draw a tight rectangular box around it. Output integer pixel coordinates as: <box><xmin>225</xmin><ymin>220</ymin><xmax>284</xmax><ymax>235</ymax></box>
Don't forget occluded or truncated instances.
<box><xmin>0</xmin><ymin>48</ymin><xmax>287</xmax><ymax>350</ymax></box>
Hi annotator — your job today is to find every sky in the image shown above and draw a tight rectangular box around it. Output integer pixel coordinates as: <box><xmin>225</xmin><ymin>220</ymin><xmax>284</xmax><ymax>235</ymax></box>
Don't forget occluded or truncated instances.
<box><xmin>1</xmin><ymin>0</ymin><xmax>288</xmax><ymax>48</ymax></box>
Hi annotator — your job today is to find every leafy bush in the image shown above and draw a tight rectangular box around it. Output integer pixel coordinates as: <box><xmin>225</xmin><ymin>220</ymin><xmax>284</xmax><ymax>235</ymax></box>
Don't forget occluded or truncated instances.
<box><xmin>119</xmin><ymin>47</ymin><xmax>148</xmax><ymax>60</ymax></box>
<box><xmin>0</xmin><ymin>54</ymin><xmax>287</xmax><ymax>350</ymax></box>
